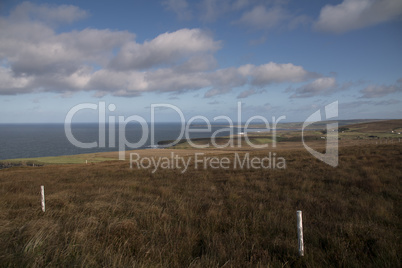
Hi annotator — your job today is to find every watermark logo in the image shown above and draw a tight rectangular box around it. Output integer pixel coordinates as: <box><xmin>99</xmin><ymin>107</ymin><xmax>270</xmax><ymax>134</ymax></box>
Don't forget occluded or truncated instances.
<box><xmin>302</xmin><ymin>101</ymin><xmax>338</xmax><ymax>167</ymax></box>
<box><xmin>64</xmin><ymin>102</ymin><xmax>286</xmax><ymax>160</ymax></box>
<box><xmin>64</xmin><ymin>101</ymin><xmax>339</xmax><ymax>171</ymax></box>
<box><xmin>129</xmin><ymin>152</ymin><xmax>286</xmax><ymax>173</ymax></box>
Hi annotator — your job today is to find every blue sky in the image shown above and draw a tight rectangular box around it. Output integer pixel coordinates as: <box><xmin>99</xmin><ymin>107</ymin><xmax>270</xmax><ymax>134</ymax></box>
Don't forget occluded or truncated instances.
<box><xmin>0</xmin><ymin>0</ymin><xmax>401</xmax><ymax>123</ymax></box>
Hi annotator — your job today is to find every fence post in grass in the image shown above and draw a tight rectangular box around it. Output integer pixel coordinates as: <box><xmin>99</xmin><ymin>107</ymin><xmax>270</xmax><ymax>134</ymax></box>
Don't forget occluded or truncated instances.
<box><xmin>41</xmin><ymin>185</ymin><xmax>45</xmax><ymax>212</ymax></box>
<box><xmin>86</xmin><ymin>160</ymin><xmax>88</xmax><ymax>164</ymax></box>
<box><xmin>297</xmin><ymin>210</ymin><xmax>304</xmax><ymax>256</ymax></box>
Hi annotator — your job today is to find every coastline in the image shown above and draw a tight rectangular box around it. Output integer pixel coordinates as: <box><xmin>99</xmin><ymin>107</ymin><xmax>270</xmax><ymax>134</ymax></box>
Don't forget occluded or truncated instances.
<box><xmin>1</xmin><ymin>118</ymin><xmax>401</xmax><ymax>167</ymax></box>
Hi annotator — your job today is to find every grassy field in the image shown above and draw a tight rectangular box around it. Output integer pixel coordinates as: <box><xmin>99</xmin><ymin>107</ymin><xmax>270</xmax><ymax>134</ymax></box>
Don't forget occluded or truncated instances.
<box><xmin>162</xmin><ymin>119</ymin><xmax>402</xmax><ymax>150</ymax></box>
<box><xmin>0</xmin><ymin>152</ymin><xmax>120</xmax><ymax>165</ymax></box>
<box><xmin>0</xmin><ymin>140</ymin><xmax>401</xmax><ymax>267</ymax></box>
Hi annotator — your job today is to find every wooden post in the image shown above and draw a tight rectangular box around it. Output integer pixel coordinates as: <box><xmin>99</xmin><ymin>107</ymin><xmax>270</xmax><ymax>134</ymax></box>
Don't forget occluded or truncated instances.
<box><xmin>86</xmin><ymin>160</ymin><xmax>88</xmax><ymax>164</ymax></box>
<box><xmin>297</xmin><ymin>210</ymin><xmax>304</xmax><ymax>256</ymax></box>
<box><xmin>41</xmin><ymin>185</ymin><xmax>45</xmax><ymax>212</ymax></box>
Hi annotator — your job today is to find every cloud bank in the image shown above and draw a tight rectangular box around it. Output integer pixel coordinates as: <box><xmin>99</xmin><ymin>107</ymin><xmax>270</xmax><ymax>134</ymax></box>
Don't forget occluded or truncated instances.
<box><xmin>360</xmin><ymin>79</ymin><xmax>402</xmax><ymax>98</ymax></box>
<box><xmin>315</xmin><ymin>0</ymin><xmax>402</xmax><ymax>33</ymax></box>
<box><xmin>3</xmin><ymin>1</ymin><xmax>398</xmax><ymax>100</ymax></box>
<box><xmin>0</xmin><ymin>2</ymin><xmax>319</xmax><ymax>97</ymax></box>
<box><xmin>290</xmin><ymin>77</ymin><xmax>337</xmax><ymax>98</ymax></box>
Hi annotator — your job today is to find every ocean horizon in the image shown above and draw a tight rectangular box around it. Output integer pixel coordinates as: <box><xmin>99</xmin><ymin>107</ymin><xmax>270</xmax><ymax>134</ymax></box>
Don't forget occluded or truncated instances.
<box><xmin>0</xmin><ymin>122</ymin><xmax>253</xmax><ymax>160</ymax></box>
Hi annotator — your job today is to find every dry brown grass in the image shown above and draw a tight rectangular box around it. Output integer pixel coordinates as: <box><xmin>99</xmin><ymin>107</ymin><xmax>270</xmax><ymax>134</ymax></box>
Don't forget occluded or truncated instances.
<box><xmin>345</xmin><ymin>119</ymin><xmax>402</xmax><ymax>133</ymax></box>
<box><xmin>0</xmin><ymin>143</ymin><xmax>401</xmax><ymax>267</ymax></box>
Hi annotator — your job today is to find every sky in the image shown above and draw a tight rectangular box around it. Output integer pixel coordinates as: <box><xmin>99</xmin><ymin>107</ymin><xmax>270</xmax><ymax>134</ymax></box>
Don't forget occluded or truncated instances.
<box><xmin>0</xmin><ymin>0</ymin><xmax>401</xmax><ymax>123</ymax></box>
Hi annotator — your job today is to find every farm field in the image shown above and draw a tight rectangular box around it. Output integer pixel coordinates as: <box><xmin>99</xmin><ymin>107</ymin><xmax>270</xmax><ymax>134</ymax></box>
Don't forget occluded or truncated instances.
<box><xmin>0</xmin><ymin>121</ymin><xmax>401</xmax><ymax>267</ymax></box>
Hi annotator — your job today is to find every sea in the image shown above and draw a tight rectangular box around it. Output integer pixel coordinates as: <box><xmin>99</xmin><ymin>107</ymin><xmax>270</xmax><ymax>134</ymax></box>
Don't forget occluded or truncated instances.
<box><xmin>0</xmin><ymin>123</ymin><xmax>267</xmax><ymax>160</ymax></box>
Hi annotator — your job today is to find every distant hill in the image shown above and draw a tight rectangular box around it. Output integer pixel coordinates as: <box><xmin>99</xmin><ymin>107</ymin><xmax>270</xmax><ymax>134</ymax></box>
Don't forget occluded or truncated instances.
<box><xmin>232</xmin><ymin>119</ymin><xmax>396</xmax><ymax>131</ymax></box>
<box><xmin>344</xmin><ymin>119</ymin><xmax>402</xmax><ymax>133</ymax></box>
<box><xmin>276</xmin><ymin>119</ymin><xmax>384</xmax><ymax>130</ymax></box>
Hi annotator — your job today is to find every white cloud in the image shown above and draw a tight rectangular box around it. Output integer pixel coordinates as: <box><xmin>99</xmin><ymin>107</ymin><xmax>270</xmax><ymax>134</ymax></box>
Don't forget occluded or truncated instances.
<box><xmin>204</xmin><ymin>88</ymin><xmax>232</xmax><ymax>98</ymax></box>
<box><xmin>203</xmin><ymin>63</ymin><xmax>314</xmax><ymax>98</ymax></box>
<box><xmin>0</xmin><ymin>2</ymin><xmax>318</xmax><ymax>97</ymax></box>
<box><xmin>162</xmin><ymin>0</ymin><xmax>192</xmax><ymax>20</ymax></box>
<box><xmin>31</xmin><ymin>66</ymin><xmax>93</xmax><ymax>94</ymax></box>
<box><xmin>109</xmin><ymin>28</ymin><xmax>221</xmax><ymax>70</ymax></box>
<box><xmin>231</xmin><ymin>0</ymin><xmax>251</xmax><ymax>10</ymax></box>
<box><xmin>0</xmin><ymin>66</ymin><xmax>34</xmax><ymax>95</ymax></box>
<box><xmin>314</xmin><ymin>0</ymin><xmax>402</xmax><ymax>33</ymax></box>
<box><xmin>235</xmin><ymin>5</ymin><xmax>310</xmax><ymax>31</ymax></box>
<box><xmin>162</xmin><ymin>0</ymin><xmax>255</xmax><ymax>22</ymax></box>
<box><xmin>0</xmin><ymin>22</ymin><xmax>133</xmax><ymax>76</ymax></box>
<box><xmin>237</xmin><ymin>88</ymin><xmax>265</xmax><ymax>99</ymax></box>
<box><xmin>89</xmin><ymin>70</ymin><xmax>148</xmax><ymax>96</ymax></box>
<box><xmin>86</xmin><ymin>62</ymin><xmax>315</xmax><ymax>97</ymax></box>
<box><xmin>203</xmin><ymin>68</ymin><xmax>247</xmax><ymax>98</ymax></box>
<box><xmin>360</xmin><ymin>79</ymin><xmax>402</xmax><ymax>98</ymax></box>
<box><xmin>250</xmin><ymin>62</ymin><xmax>316</xmax><ymax>85</ymax></box>
<box><xmin>198</xmin><ymin>0</ymin><xmax>223</xmax><ymax>22</ymax></box>
<box><xmin>146</xmin><ymin>68</ymin><xmax>211</xmax><ymax>94</ymax></box>
<box><xmin>163</xmin><ymin>1</ymin><xmax>308</xmax><ymax>32</ymax></box>
<box><xmin>237</xmin><ymin>5</ymin><xmax>288</xmax><ymax>29</ymax></box>
<box><xmin>289</xmin><ymin>78</ymin><xmax>365</xmax><ymax>98</ymax></box>
<box><xmin>174</xmin><ymin>55</ymin><xmax>218</xmax><ymax>73</ymax></box>
<box><xmin>290</xmin><ymin>77</ymin><xmax>337</xmax><ymax>98</ymax></box>
<box><xmin>9</xmin><ymin>1</ymin><xmax>88</xmax><ymax>24</ymax></box>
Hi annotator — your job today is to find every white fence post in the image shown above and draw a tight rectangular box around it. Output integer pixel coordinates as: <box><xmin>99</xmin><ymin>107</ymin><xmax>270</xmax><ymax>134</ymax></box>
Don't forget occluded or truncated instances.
<box><xmin>41</xmin><ymin>185</ymin><xmax>45</xmax><ymax>212</ymax></box>
<box><xmin>297</xmin><ymin>210</ymin><xmax>304</xmax><ymax>256</ymax></box>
